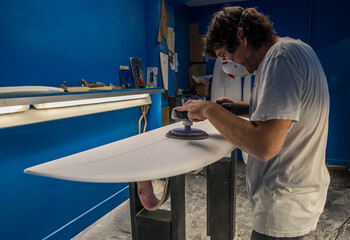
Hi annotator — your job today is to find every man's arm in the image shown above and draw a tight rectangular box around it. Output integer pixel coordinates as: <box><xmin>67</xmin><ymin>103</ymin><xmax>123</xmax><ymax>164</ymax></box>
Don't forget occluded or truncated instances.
<box><xmin>205</xmin><ymin>103</ymin><xmax>291</xmax><ymax>161</ymax></box>
<box><xmin>177</xmin><ymin>100</ymin><xmax>292</xmax><ymax>162</ymax></box>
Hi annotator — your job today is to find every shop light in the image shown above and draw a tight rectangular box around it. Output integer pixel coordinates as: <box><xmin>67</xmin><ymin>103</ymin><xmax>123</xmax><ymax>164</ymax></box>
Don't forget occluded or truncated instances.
<box><xmin>33</xmin><ymin>94</ymin><xmax>150</xmax><ymax>109</ymax></box>
<box><xmin>0</xmin><ymin>105</ymin><xmax>30</xmax><ymax>115</ymax></box>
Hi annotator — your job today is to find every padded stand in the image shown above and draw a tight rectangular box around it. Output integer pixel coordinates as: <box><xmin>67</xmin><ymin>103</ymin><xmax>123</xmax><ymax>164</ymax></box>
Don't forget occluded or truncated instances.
<box><xmin>207</xmin><ymin>149</ymin><xmax>237</xmax><ymax>240</ymax></box>
<box><xmin>129</xmin><ymin>175</ymin><xmax>185</xmax><ymax>240</ymax></box>
<box><xmin>129</xmin><ymin>149</ymin><xmax>237</xmax><ymax>240</ymax></box>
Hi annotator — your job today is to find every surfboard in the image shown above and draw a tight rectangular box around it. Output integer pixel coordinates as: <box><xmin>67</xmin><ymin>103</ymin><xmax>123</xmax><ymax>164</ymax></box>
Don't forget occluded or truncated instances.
<box><xmin>210</xmin><ymin>58</ymin><xmax>242</xmax><ymax>102</ymax></box>
<box><xmin>211</xmin><ymin>58</ymin><xmax>255</xmax><ymax>103</ymax></box>
<box><xmin>211</xmin><ymin>59</ymin><xmax>254</xmax><ymax>163</ymax></box>
<box><xmin>0</xmin><ymin>86</ymin><xmax>64</xmax><ymax>94</ymax></box>
<box><xmin>0</xmin><ymin>86</ymin><xmax>64</xmax><ymax>96</ymax></box>
<box><xmin>24</xmin><ymin>120</ymin><xmax>236</xmax><ymax>183</ymax></box>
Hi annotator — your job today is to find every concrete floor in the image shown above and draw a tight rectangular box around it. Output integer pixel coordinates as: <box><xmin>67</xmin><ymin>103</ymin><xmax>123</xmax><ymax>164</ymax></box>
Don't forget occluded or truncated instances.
<box><xmin>73</xmin><ymin>161</ymin><xmax>350</xmax><ymax>240</ymax></box>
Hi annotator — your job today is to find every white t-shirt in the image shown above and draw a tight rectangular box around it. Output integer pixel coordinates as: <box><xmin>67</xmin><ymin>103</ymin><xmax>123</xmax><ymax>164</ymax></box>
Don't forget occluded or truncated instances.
<box><xmin>247</xmin><ymin>37</ymin><xmax>330</xmax><ymax>237</ymax></box>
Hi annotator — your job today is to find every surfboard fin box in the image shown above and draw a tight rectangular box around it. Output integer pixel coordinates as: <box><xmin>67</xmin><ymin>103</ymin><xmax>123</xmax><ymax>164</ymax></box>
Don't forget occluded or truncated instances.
<box><xmin>166</xmin><ymin>109</ymin><xmax>209</xmax><ymax>140</ymax></box>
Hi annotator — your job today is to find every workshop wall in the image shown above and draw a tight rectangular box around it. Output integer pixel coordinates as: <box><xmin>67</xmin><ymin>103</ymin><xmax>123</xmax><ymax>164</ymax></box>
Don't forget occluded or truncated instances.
<box><xmin>0</xmin><ymin>0</ymin><xmax>148</xmax><ymax>87</ymax></box>
<box><xmin>312</xmin><ymin>0</ymin><xmax>350</xmax><ymax>167</ymax></box>
<box><xmin>175</xmin><ymin>0</ymin><xmax>311</xmax><ymax>87</ymax></box>
<box><xmin>0</xmin><ymin>0</ymin><xmax>165</xmax><ymax>239</ymax></box>
<box><xmin>174</xmin><ymin>0</ymin><xmax>350</xmax><ymax>167</ymax></box>
<box><xmin>174</xmin><ymin>5</ymin><xmax>191</xmax><ymax>90</ymax></box>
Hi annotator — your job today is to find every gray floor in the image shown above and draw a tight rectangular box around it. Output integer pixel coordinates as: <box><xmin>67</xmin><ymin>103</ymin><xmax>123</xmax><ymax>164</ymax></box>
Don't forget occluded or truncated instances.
<box><xmin>73</xmin><ymin>161</ymin><xmax>350</xmax><ymax>240</ymax></box>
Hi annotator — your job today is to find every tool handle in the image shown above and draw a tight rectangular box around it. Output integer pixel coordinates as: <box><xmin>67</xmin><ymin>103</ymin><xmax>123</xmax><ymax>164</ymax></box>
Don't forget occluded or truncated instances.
<box><xmin>138</xmin><ymin>77</ymin><xmax>145</xmax><ymax>87</ymax></box>
<box><xmin>220</xmin><ymin>102</ymin><xmax>249</xmax><ymax>116</ymax></box>
<box><xmin>172</xmin><ymin>109</ymin><xmax>188</xmax><ymax>120</ymax></box>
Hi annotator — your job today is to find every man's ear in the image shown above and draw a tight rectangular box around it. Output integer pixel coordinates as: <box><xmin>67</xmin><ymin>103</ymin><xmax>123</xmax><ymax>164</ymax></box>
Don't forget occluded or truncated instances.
<box><xmin>236</xmin><ymin>28</ymin><xmax>244</xmax><ymax>38</ymax></box>
<box><xmin>236</xmin><ymin>28</ymin><xmax>247</xmax><ymax>46</ymax></box>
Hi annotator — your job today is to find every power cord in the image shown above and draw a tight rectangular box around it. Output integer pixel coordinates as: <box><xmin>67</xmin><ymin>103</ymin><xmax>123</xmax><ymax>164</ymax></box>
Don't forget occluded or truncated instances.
<box><xmin>138</xmin><ymin>105</ymin><xmax>150</xmax><ymax>134</ymax></box>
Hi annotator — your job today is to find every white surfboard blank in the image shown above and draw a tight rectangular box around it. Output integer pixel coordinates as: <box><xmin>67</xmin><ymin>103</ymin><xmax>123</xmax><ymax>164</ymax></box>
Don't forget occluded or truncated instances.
<box><xmin>24</xmin><ymin>120</ymin><xmax>236</xmax><ymax>183</ymax></box>
<box><xmin>211</xmin><ymin>58</ymin><xmax>255</xmax><ymax>102</ymax></box>
<box><xmin>211</xmin><ymin>59</ymin><xmax>242</xmax><ymax>102</ymax></box>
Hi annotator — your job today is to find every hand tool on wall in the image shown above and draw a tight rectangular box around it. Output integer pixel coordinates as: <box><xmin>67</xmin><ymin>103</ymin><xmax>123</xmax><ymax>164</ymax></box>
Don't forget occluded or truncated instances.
<box><xmin>120</xmin><ymin>65</ymin><xmax>135</xmax><ymax>88</ymax></box>
<box><xmin>60</xmin><ymin>81</ymin><xmax>113</xmax><ymax>92</ymax></box>
<box><xmin>81</xmin><ymin>79</ymin><xmax>104</xmax><ymax>88</ymax></box>
<box><xmin>130</xmin><ymin>58</ymin><xmax>145</xmax><ymax>88</ymax></box>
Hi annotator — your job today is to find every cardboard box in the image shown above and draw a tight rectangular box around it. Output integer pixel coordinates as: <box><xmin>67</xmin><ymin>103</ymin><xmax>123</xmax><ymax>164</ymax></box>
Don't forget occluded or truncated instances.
<box><xmin>188</xmin><ymin>63</ymin><xmax>206</xmax><ymax>89</ymax></box>
<box><xmin>189</xmin><ymin>23</ymin><xmax>205</xmax><ymax>62</ymax></box>
<box><xmin>196</xmin><ymin>82</ymin><xmax>210</xmax><ymax>97</ymax></box>
<box><xmin>162</xmin><ymin>107</ymin><xmax>170</xmax><ymax>126</ymax></box>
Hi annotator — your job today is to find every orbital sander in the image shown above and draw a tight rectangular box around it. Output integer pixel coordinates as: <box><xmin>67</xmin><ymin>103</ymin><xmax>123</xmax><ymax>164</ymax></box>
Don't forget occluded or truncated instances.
<box><xmin>166</xmin><ymin>102</ymin><xmax>249</xmax><ymax>140</ymax></box>
<box><xmin>166</xmin><ymin>109</ymin><xmax>209</xmax><ymax>140</ymax></box>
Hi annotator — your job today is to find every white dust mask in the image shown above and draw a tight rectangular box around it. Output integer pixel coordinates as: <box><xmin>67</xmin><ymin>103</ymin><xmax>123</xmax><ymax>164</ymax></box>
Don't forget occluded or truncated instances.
<box><xmin>221</xmin><ymin>59</ymin><xmax>250</xmax><ymax>79</ymax></box>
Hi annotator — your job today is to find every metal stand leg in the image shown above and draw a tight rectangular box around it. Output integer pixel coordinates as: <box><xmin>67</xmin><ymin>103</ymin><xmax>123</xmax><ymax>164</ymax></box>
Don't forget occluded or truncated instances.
<box><xmin>129</xmin><ymin>175</ymin><xmax>186</xmax><ymax>240</ymax></box>
<box><xmin>207</xmin><ymin>149</ymin><xmax>237</xmax><ymax>240</ymax></box>
<box><xmin>129</xmin><ymin>182</ymin><xmax>143</xmax><ymax>240</ymax></box>
<box><xmin>170</xmin><ymin>174</ymin><xmax>186</xmax><ymax>240</ymax></box>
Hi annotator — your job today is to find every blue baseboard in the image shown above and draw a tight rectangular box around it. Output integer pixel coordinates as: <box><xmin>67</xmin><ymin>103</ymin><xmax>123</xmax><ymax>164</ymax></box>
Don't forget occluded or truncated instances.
<box><xmin>326</xmin><ymin>158</ymin><xmax>349</xmax><ymax>168</ymax></box>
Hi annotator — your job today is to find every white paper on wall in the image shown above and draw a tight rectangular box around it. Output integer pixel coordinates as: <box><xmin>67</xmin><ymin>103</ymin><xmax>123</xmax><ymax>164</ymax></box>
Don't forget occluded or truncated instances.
<box><xmin>167</xmin><ymin>27</ymin><xmax>175</xmax><ymax>70</ymax></box>
<box><xmin>159</xmin><ymin>52</ymin><xmax>169</xmax><ymax>91</ymax></box>
<box><xmin>174</xmin><ymin>52</ymin><xmax>179</xmax><ymax>72</ymax></box>
<box><xmin>146</xmin><ymin>67</ymin><xmax>158</xmax><ymax>88</ymax></box>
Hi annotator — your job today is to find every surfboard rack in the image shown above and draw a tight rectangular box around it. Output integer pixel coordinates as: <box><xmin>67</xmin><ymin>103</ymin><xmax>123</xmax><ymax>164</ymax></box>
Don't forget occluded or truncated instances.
<box><xmin>207</xmin><ymin>150</ymin><xmax>237</xmax><ymax>240</ymax></box>
<box><xmin>129</xmin><ymin>149</ymin><xmax>237</xmax><ymax>240</ymax></box>
<box><xmin>129</xmin><ymin>174</ymin><xmax>185</xmax><ymax>240</ymax></box>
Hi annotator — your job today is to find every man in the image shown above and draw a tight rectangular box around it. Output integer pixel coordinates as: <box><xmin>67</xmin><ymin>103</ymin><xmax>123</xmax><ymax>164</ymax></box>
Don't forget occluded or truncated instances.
<box><xmin>177</xmin><ymin>6</ymin><xmax>330</xmax><ymax>240</ymax></box>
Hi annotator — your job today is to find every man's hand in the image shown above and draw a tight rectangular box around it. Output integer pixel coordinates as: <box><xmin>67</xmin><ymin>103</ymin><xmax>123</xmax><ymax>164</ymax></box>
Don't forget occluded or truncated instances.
<box><xmin>176</xmin><ymin>100</ymin><xmax>217</xmax><ymax>122</ymax></box>
<box><xmin>216</xmin><ymin>97</ymin><xmax>234</xmax><ymax>104</ymax></box>
<box><xmin>216</xmin><ymin>97</ymin><xmax>249</xmax><ymax>106</ymax></box>
<box><xmin>176</xmin><ymin>99</ymin><xmax>291</xmax><ymax>162</ymax></box>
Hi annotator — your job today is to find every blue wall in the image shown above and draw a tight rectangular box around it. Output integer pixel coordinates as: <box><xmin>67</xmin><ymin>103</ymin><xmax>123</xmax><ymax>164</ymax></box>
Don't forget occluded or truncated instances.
<box><xmin>176</xmin><ymin>0</ymin><xmax>311</xmax><ymax>84</ymax></box>
<box><xmin>0</xmin><ymin>0</ymin><xmax>148</xmax><ymax>87</ymax></box>
<box><xmin>174</xmin><ymin>0</ymin><xmax>350</xmax><ymax>167</ymax></box>
<box><xmin>174</xmin><ymin>5</ymin><xmax>190</xmax><ymax>90</ymax></box>
<box><xmin>0</xmin><ymin>0</ymin><xmax>166</xmax><ymax>239</ymax></box>
<box><xmin>312</xmin><ymin>0</ymin><xmax>350</xmax><ymax>166</ymax></box>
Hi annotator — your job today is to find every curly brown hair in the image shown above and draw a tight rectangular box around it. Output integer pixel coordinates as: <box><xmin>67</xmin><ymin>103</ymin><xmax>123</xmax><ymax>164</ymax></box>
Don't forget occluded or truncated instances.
<box><xmin>204</xmin><ymin>7</ymin><xmax>276</xmax><ymax>59</ymax></box>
